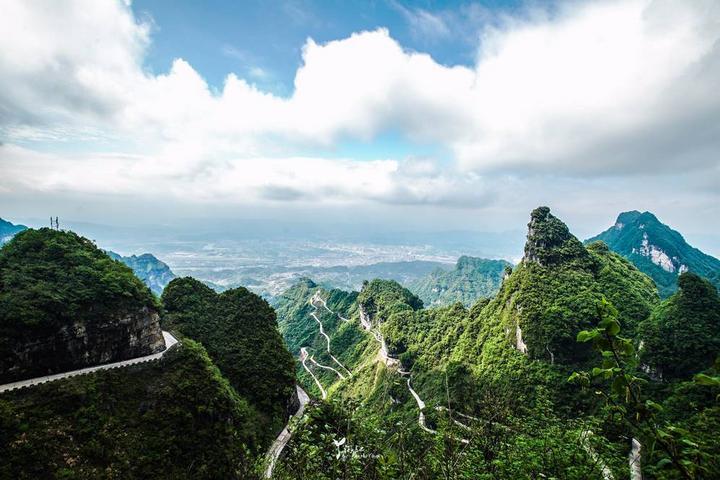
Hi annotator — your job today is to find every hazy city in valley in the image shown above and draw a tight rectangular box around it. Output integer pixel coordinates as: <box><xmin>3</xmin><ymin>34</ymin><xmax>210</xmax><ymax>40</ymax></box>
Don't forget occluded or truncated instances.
<box><xmin>1</xmin><ymin>1</ymin><xmax>719</xmax><ymax>479</ymax></box>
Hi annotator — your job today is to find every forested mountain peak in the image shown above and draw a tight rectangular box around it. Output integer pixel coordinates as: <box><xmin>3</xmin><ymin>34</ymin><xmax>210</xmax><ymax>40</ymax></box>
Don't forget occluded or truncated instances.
<box><xmin>161</xmin><ymin>276</ymin><xmax>296</xmax><ymax>438</ymax></box>
<box><xmin>638</xmin><ymin>272</ymin><xmax>720</xmax><ymax>379</ymax></box>
<box><xmin>587</xmin><ymin>210</ymin><xmax>720</xmax><ymax>297</ymax></box>
<box><xmin>523</xmin><ymin>206</ymin><xmax>589</xmax><ymax>267</ymax></box>
<box><xmin>409</xmin><ymin>256</ymin><xmax>509</xmax><ymax>307</ymax></box>
<box><xmin>456</xmin><ymin>207</ymin><xmax>658</xmax><ymax>366</ymax></box>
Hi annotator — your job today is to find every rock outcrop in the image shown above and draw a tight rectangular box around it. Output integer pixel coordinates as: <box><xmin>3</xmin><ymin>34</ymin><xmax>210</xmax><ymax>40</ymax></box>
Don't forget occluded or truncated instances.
<box><xmin>2</xmin><ymin>307</ymin><xmax>165</xmax><ymax>382</ymax></box>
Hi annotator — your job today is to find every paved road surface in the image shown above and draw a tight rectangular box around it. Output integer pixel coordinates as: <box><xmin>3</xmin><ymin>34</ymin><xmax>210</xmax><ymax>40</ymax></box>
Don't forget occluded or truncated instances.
<box><xmin>0</xmin><ymin>331</ymin><xmax>180</xmax><ymax>394</ymax></box>
<box><xmin>300</xmin><ymin>347</ymin><xmax>327</xmax><ymax>399</ymax></box>
<box><xmin>264</xmin><ymin>385</ymin><xmax>310</xmax><ymax>478</ymax></box>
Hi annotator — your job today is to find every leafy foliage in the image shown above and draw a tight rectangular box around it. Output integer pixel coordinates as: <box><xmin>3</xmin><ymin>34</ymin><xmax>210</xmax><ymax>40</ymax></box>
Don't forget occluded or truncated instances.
<box><xmin>571</xmin><ymin>298</ymin><xmax>720</xmax><ymax>479</ymax></box>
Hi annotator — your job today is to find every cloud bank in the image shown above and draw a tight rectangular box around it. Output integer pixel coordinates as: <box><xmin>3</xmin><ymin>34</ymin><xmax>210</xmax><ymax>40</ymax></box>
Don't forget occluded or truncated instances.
<box><xmin>0</xmin><ymin>0</ymin><xmax>719</xmax><ymax>231</ymax></box>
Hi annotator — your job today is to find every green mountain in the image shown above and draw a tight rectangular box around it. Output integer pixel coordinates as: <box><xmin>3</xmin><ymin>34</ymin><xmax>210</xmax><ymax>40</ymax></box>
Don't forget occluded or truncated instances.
<box><xmin>638</xmin><ymin>272</ymin><xmax>720</xmax><ymax>379</ymax></box>
<box><xmin>586</xmin><ymin>210</ymin><xmax>720</xmax><ymax>297</ymax></box>
<box><xmin>0</xmin><ymin>228</ymin><xmax>165</xmax><ymax>383</ymax></box>
<box><xmin>408</xmin><ymin>256</ymin><xmax>510</xmax><ymax>307</ymax></box>
<box><xmin>107</xmin><ymin>251</ymin><xmax>176</xmax><ymax>295</ymax></box>
<box><xmin>0</xmin><ymin>218</ymin><xmax>27</xmax><ymax>245</ymax></box>
<box><xmin>273</xmin><ymin>207</ymin><xmax>720</xmax><ymax>479</ymax></box>
<box><xmin>162</xmin><ymin>277</ymin><xmax>297</xmax><ymax>440</ymax></box>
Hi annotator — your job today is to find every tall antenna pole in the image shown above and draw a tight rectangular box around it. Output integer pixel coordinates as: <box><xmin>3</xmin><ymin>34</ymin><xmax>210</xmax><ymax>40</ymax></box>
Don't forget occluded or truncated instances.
<box><xmin>55</xmin><ymin>216</ymin><xmax>59</xmax><ymax>231</ymax></box>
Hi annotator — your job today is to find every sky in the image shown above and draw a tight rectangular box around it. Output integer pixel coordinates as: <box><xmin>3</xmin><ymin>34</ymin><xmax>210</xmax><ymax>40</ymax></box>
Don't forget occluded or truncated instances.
<box><xmin>0</xmin><ymin>0</ymin><xmax>719</xmax><ymax>249</ymax></box>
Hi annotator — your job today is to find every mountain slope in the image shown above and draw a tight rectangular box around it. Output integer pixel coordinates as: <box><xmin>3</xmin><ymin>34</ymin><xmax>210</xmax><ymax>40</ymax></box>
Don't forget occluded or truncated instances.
<box><xmin>107</xmin><ymin>251</ymin><xmax>176</xmax><ymax>295</ymax></box>
<box><xmin>586</xmin><ymin>211</ymin><xmax>720</xmax><ymax>297</ymax></box>
<box><xmin>409</xmin><ymin>256</ymin><xmax>510</xmax><ymax>307</ymax></box>
<box><xmin>0</xmin><ymin>218</ymin><xmax>27</xmax><ymax>245</ymax></box>
<box><xmin>0</xmin><ymin>339</ymin><xmax>262</xmax><ymax>479</ymax></box>
<box><xmin>273</xmin><ymin>207</ymin><xmax>719</xmax><ymax>479</ymax></box>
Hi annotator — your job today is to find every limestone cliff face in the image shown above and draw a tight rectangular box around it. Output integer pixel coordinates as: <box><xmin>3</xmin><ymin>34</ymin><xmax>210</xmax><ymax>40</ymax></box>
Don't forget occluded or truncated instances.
<box><xmin>1</xmin><ymin>307</ymin><xmax>165</xmax><ymax>383</ymax></box>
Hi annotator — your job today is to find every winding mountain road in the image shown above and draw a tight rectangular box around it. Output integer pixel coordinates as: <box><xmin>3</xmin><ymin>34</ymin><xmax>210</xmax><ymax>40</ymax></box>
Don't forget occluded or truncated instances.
<box><xmin>309</xmin><ymin>294</ymin><xmax>351</xmax><ymax>376</ymax></box>
<box><xmin>0</xmin><ymin>331</ymin><xmax>180</xmax><ymax>394</ymax></box>
<box><xmin>300</xmin><ymin>347</ymin><xmax>327</xmax><ymax>399</ymax></box>
<box><xmin>309</xmin><ymin>354</ymin><xmax>346</xmax><ymax>380</ymax></box>
<box><xmin>312</xmin><ymin>292</ymin><xmax>350</xmax><ymax>322</ymax></box>
<box><xmin>264</xmin><ymin>385</ymin><xmax>310</xmax><ymax>479</ymax></box>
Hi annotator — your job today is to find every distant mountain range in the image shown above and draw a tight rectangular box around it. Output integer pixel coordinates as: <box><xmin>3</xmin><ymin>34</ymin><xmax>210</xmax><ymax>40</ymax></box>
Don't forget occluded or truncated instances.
<box><xmin>409</xmin><ymin>256</ymin><xmax>510</xmax><ymax>307</ymax></box>
<box><xmin>0</xmin><ymin>218</ymin><xmax>27</xmax><ymax>245</ymax></box>
<box><xmin>587</xmin><ymin>211</ymin><xmax>720</xmax><ymax>297</ymax></box>
<box><xmin>106</xmin><ymin>251</ymin><xmax>176</xmax><ymax>296</ymax></box>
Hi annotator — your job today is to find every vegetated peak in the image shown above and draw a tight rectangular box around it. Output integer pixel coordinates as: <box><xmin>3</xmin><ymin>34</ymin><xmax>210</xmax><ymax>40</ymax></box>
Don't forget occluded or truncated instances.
<box><xmin>295</xmin><ymin>277</ymin><xmax>317</xmax><ymax>289</ymax></box>
<box><xmin>456</xmin><ymin>255</ymin><xmax>507</xmax><ymax>270</ymax></box>
<box><xmin>615</xmin><ymin>210</ymin><xmax>660</xmax><ymax>229</ymax></box>
<box><xmin>523</xmin><ymin>206</ymin><xmax>588</xmax><ymax>266</ymax></box>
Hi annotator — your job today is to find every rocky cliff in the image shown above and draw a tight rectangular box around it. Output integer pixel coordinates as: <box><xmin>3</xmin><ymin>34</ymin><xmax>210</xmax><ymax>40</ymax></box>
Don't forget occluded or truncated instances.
<box><xmin>0</xmin><ymin>228</ymin><xmax>165</xmax><ymax>383</ymax></box>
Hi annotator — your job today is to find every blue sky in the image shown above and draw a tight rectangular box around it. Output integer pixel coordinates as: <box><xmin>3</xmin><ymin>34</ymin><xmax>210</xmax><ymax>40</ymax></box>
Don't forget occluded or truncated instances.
<box><xmin>0</xmin><ymin>0</ymin><xmax>719</xmax><ymax>245</ymax></box>
<box><xmin>132</xmin><ymin>0</ymin><xmax>528</xmax><ymax>94</ymax></box>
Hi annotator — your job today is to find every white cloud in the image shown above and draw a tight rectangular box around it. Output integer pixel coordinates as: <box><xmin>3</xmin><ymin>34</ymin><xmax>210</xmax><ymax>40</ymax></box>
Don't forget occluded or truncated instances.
<box><xmin>0</xmin><ymin>0</ymin><xmax>719</xmax><ymax>217</ymax></box>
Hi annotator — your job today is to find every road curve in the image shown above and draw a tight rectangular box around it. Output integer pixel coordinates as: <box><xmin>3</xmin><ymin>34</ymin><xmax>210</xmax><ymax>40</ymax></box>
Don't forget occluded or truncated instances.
<box><xmin>0</xmin><ymin>331</ymin><xmax>180</xmax><ymax>394</ymax></box>
<box><xmin>309</xmin><ymin>355</ymin><xmax>346</xmax><ymax>380</ymax></box>
<box><xmin>310</xmin><ymin>295</ymin><xmax>351</xmax><ymax>376</ymax></box>
<box><xmin>264</xmin><ymin>385</ymin><xmax>310</xmax><ymax>478</ymax></box>
<box><xmin>300</xmin><ymin>347</ymin><xmax>327</xmax><ymax>400</ymax></box>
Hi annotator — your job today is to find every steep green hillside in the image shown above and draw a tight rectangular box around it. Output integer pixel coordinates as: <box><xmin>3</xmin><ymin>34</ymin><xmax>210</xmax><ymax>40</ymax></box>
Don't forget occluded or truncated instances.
<box><xmin>409</xmin><ymin>256</ymin><xmax>510</xmax><ymax>307</ymax></box>
<box><xmin>274</xmin><ymin>278</ymin><xmax>370</xmax><ymax>399</ymax></box>
<box><xmin>161</xmin><ymin>277</ymin><xmax>296</xmax><ymax>438</ymax></box>
<box><xmin>0</xmin><ymin>228</ymin><xmax>164</xmax><ymax>383</ymax></box>
<box><xmin>0</xmin><ymin>339</ymin><xmax>261</xmax><ymax>480</ymax></box>
<box><xmin>639</xmin><ymin>272</ymin><xmax>720</xmax><ymax>379</ymax></box>
<box><xmin>587</xmin><ymin>210</ymin><xmax>720</xmax><ymax>297</ymax></box>
<box><xmin>455</xmin><ymin>208</ymin><xmax>660</xmax><ymax>369</ymax></box>
<box><xmin>107</xmin><ymin>251</ymin><xmax>176</xmax><ymax>295</ymax></box>
<box><xmin>272</xmin><ymin>207</ymin><xmax>720</xmax><ymax>479</ymax></box>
